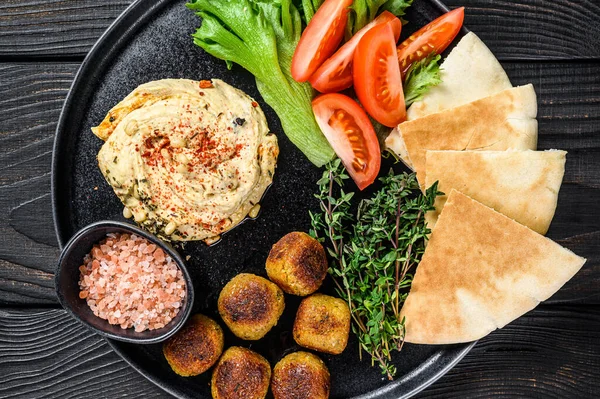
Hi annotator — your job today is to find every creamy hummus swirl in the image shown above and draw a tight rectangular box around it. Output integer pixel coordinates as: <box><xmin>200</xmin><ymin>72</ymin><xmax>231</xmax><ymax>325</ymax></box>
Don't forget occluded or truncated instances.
<box><xmin>93</xmin><ymin>79</ymin><xmax>278</xmax><ymax>241</ymax></box>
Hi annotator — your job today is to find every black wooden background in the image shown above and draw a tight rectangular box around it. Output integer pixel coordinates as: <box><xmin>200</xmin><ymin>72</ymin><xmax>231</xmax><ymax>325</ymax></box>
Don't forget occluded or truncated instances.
<box><xmin>1</xmin><ymin>0</ymin><xmax>599</xmax><ymax>397</ymax></box>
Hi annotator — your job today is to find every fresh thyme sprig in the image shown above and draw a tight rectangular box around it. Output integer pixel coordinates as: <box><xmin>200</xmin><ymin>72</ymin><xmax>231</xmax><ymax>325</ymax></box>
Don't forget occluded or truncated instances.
<box><xmin>310</xmin><ymin>159</ymin><xmax>439</xmax><ymax>379</ymax></box>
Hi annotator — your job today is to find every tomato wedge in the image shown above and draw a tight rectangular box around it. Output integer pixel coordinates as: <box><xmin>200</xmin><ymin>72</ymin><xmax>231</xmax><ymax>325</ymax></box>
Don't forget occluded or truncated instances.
<box><xmin>353</xmin><ymin>23</ymin><xmax>406</xmax><ymax>128</ymax></box>
<box><xmin>309</xmin><ymin>12</ymin><xmax>402</xmax><ymax>93</ymax></box>
<box><xmin>291</xmin><ymin>0</ymin><xmax>352</xmax><ymax>83</ymax></box>
<box><xmin>397</xmin><ymin>7</ymin><xmax>464</xmax><ymax>77</ymax></box>
<box><xmin>313</xmin><ymin>93</ymin><xmax>381</xmax><ymax>190</ymax></box>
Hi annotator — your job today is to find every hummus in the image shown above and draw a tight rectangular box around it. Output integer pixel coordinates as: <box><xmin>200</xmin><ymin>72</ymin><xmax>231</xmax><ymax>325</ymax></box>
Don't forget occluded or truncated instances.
<box><xmin>93</xmin><ymin>79</ymin><xmax>278</xmax><ymax>241</ymax></box>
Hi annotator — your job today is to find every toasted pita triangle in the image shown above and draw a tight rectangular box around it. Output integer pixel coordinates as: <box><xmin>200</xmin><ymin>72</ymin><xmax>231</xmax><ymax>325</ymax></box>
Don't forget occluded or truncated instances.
<box><xmin>407</xmin><ymin>32</ymin><xmax>512</xmax><ymax>120</ymax></box>
<box><xmin>425</xmin><ymin>150</ymin><xmax>566</xmax><ymax>235</ymax></box>
<box><xmin>400</xmin><ymin>190</ymin><xmax>586</xmax><ymax>344</ymax></box>
<box><xmin>385</xmin><ymin>84</ymin><xmax>538</xmax><ymax>186</ymax></box>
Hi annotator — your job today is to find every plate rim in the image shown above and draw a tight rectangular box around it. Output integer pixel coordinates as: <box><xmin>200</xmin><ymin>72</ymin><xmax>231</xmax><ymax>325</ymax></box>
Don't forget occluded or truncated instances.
<box><xmin>50</xmin><ymin>0</ymin><xmax>474</xmax><ymax>398</ymax></box>
<box><xmin>107</xmin><ymin>338</ymin><xmax>475</xmax><ymax>399</ymax></box>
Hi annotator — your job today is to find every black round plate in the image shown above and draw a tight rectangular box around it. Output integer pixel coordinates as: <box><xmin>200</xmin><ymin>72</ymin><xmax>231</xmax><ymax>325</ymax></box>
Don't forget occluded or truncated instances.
<box><xmin>52</xmin><ymin>1</ymin><xmax>474</xmax><ymax>398</ymax></box>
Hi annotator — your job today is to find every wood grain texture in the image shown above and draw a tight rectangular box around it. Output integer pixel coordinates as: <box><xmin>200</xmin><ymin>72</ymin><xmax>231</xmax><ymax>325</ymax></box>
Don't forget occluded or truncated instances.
<box><xmin>0</xmin><ymin>63</ymin><xmax>79</xmax><ymax>305</ymax></box>
<box><xmin>0</xmin><ymin>306</ymin><xmax>598</xmax><ymax>398</ymax></box>
<box><xmin>0</xmin><ymin>0</ymin><xmax>131</xmax><ymax>58</ymax></box>
<box><xmin>417</xmin><ymin>305</ymin><xmax>600</xmax><ymax>398</ymax></box>
<box><xmin>445</xmin><ymin>0</ymin><xmax>600</xmax><ymax>60</ymax></box>
<box><xmin>0</xmin><ymin>309</ymin><xmax>166</xmax><ymax>398</ymax></box>
<box><xmin>505</xmin><ymin>62</ymin><xmax>600</xmax><ymax>153</ymax></box>
<box><xmin>1</xmin><ymin>0</ymin><xmax>599</xmax><ymax>60</ymax></box>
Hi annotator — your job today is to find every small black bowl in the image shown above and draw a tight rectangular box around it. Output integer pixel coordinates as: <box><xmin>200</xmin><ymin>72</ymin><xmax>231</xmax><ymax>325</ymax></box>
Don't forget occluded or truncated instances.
<box><xmin>55</xmin><ymin>220</ymin><xmax>195</xmax><ymax>344</ymax></box>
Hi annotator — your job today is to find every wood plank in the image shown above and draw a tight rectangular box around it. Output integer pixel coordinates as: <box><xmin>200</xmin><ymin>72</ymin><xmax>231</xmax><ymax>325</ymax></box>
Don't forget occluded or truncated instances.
<box><xmin>505</xmin><ymin>62</ymin><xmax>600</xmax><ymax>153</ymax></box>
<box><xmin>0</xmin><ymin>306</ymin><xmax>598</xmax><ymax>398</ymax></box>
<box><xmin>0</xmin><ymin>0</ymin><xmax>131</xmax><ymax>58</ymax></box>
<box><xmin>418</xmin><ymin>305</ymin><xmax>600</xmax><ymax>398</ymax></box>
<box><xmin>0</xmin><ymin>308</ymin><xmax>165</xmax><ymax>398</ymax></box>
<box><xmin>0</xmin><ymin>63</ymin><xmax>78</xmax><ymax>305</ymax></box>
<box><xmin>445</xmin><ymin>0</ymin><xmax>600</xmax><ymax>60</ymax></box>
<box><xmin>1</xmin><ymin>60</ymin><xmax>599</xmax><ymax>305</ymax></box>
<box><xmin>1</xmin><ymin>0</ymin><xmax>599</xmax><ymax>60</ymax></box>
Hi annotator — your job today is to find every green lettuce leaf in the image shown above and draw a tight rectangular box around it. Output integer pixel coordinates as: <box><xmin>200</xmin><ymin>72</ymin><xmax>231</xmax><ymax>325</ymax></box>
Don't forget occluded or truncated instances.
<box><xmin>187</xmin><ymin>0</ymin><xmax>334</xmax><ymax>167</ymax></box>
<box><xmin>403</xmin><ymin>53</ymin><xmax>442</xmax><ymax>106</ymax></box>
<box><xmin>299</xmin><ymin>0</ymin><xmax>324</xmax><ymax>23</ymax></box>
<box><xmin>346</xmin><ymin>0</ymin><xmax>414</xmax><ymax>38</ymax></box>
<box><xmin>381</xmin><ymin>0</ymin><xmax>414</xmax><ymax>23</ymax></box>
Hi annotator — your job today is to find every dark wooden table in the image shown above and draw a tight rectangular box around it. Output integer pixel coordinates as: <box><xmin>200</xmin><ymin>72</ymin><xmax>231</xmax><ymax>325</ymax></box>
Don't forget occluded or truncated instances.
<box><xmin>1</xmin><ymin>0</ymin><xmax>599</xmax><ymax>397</ymax></box>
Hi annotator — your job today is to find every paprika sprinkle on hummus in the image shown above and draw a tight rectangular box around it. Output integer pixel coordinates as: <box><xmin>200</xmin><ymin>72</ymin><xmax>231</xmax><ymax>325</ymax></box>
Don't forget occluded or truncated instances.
<box><xmin>92</xmin><ymin>79</ymin><xmax>279</xmax><ymax>242</ymax></box>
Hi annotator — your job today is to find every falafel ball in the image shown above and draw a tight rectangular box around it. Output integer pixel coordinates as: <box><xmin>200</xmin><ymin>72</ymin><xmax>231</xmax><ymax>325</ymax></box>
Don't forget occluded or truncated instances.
<box><xmin>218</xmin><ymin>273</ymin><xmax>285</xmax><ymax>340</ymax></box>
<box><xmin>266</xmin><ymin>232</ymin><xmax>328</xmax><ymax>296</ymax></box>
<box><xmin>163</xmin><ymin>314</ymin><xmax>224</xmax><ymax>377</ymax></box>
<box><xmin>272</xmin><ymin>351</ymin><xmax>330</xmax><ymax>399</ymax></box>
<box><xmin>293</xmin><ymin>293</ymin><xmax>351</xmax><ymax>355</ymax></box>
<box><xmin>211</xmin><ymin>346</ymin><xmax>271</xmax><ymax>399</ymax></box>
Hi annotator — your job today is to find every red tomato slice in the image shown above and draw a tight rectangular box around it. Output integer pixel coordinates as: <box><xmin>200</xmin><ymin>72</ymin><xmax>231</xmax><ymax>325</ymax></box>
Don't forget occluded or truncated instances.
<box><xmin>353</xmin><ymin>23</ymin><xmax>406</xmax><ymax>128</ymax></box>
<box><xmin>397</xmin><ymin>7</ymin><xmax>464</xmax><ymax>77</ymax></box>
<box><xmin>312</xmin><ymin>93</ymin><xmax>381</xmax><ymax>190</ymax></box>
<box><xmin>309</xmin><ymin>11</ymin><xmax>402</xmax><ymax>93</ymax></box>
<box><xmin>291</xmin><ymin>0</ymin><xmax>352</xmax><ymax>83</ymax></box>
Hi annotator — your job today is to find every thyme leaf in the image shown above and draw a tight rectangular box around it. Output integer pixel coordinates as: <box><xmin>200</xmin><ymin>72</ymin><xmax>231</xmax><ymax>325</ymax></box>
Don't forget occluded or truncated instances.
<box><xmin>310</xmin><ymin>159</ymin><xmax>440</xmax><ymax>379</ymax></box>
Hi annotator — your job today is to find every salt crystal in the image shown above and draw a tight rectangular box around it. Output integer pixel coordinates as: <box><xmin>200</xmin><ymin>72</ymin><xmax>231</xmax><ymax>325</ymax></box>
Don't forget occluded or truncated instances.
<box><xmin>77</xmin><ymin>233</ymin><xmax>186</xmax><ymax>333</ymax></box>
<box><xmin>153</xmin><ymin>248</ymin><xmax>165</xmax><ymax>262</ymax></box>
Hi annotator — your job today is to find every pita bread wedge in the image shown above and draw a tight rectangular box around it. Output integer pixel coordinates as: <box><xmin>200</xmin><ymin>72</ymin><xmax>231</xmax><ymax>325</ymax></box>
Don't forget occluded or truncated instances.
<box><xmin>425</xmin><ymin>150</ymin><xmax>566</xmax><ymax>235</ymax></box>
<box><xmin>407</xmin><ymin>32</ymin><xmax>512</xmax><ymax>120</ymax></box>
<box><xmin>400</xmin><ymin>190</ymin><xmax>586</xmax><ymax>345</ymax></box>
<box><xmin>385</xmin><ymin>84</ymin><xmax>538</xmax><ymax>186</ymax></box>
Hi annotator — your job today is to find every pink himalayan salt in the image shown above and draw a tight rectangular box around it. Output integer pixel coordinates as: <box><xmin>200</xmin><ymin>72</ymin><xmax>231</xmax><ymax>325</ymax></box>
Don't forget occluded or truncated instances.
<box><xmin>78</xmin><ymin>232</ymin><xmax>186</xmax><ymax>332</ymax></box>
